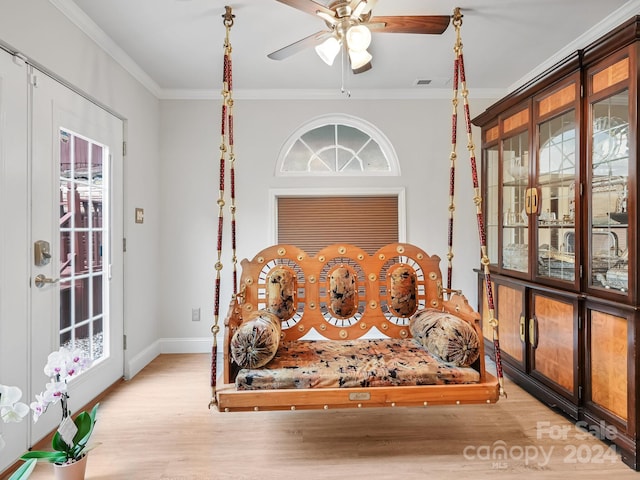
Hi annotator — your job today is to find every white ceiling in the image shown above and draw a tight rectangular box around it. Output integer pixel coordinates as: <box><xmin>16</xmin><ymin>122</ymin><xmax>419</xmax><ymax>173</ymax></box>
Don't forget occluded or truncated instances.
<box><xmin>57</xmin><ymin>0</ymin><xmax>640</xmax><ymax>99</ymax></box>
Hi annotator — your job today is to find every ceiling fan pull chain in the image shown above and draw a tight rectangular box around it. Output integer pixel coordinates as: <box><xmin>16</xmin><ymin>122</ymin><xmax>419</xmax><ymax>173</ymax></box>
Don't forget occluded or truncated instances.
<box><xmin>340</xmin><ymin>48</ymin><xmax>351</xmax><ymax>97</ymax></box>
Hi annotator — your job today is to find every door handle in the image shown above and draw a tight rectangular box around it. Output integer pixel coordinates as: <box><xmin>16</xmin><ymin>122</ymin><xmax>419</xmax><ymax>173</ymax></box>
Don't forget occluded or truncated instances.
<box><xmin>529</xmin><ymin>315</ymin><xmax>538</xmax><ymax>348</ymax></box>
<box><xmin>34</xmin><ymin>274</ymin><xmax>59</xmax><ymax>288</ymax></box>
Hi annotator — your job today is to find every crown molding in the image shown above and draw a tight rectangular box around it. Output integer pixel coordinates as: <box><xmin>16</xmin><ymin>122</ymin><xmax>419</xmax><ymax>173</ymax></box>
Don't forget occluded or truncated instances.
<box><xmin>159</xmin><ymin>88</ymin><xmax>506</xmax><ymax>101</ymax></box>
<box><xmin>50</xmin><ymin>0</ymin><xmax>163</xmax><ymax>98</ymax></box>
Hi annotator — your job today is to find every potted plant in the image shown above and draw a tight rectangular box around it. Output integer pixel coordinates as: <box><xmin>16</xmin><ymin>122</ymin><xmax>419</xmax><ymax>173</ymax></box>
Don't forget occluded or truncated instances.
<box><xmin>10</xmin><ymin>346</ymin><xmax>99</xmax><ymax>480</ymax></box>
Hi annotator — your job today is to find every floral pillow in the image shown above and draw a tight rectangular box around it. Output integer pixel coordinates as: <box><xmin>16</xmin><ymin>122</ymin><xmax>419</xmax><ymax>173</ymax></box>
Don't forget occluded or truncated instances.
<box><xmin>409</xmin><ymin>308</ymin><xmax>480</xmax><ymax>367</ymax></box>
<box><xmin>230</xmin><ymin>310</ymin><xmax>282</xmax><ymax>369</ymax></box>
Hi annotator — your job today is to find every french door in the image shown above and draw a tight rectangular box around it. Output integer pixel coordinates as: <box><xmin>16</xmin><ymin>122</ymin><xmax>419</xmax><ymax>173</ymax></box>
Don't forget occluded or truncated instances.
<box><xmin>30</xmin><ymin>70</ymin><xmax>124</xmax><ymax>441</ymax></box>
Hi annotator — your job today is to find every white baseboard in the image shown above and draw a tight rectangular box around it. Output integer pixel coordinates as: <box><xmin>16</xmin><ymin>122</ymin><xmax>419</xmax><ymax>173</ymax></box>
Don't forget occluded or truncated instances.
<box><xmin>124</xmin><ymin>337</ymin><xmax>219</xmax><ymax>380</ymax></box>
<box><xmin>124</xmin><ymin>339</ymin><xmax>161</xmax><ymax>380</ymax></box>
<box><xmin>159</xmin><ymin>336</ymin><xmax>213</xmax><ymax>354</ymax></box>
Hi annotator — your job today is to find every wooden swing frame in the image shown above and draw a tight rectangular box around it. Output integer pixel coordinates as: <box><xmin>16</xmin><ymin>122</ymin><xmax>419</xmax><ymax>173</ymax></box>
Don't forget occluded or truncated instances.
<box><xmin>209</xmin><ymin>6</ymin><xmax>505</xmax><ymax>413</ymax></box>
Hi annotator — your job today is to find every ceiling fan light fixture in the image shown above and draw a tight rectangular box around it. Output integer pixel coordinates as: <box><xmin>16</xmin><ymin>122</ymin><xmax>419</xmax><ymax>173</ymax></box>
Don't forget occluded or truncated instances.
<box><xmin>315</xmin><ymin>35</ymin><xmax>341</xmax><ymax>65</ymax></box>
<box><xmin>345</xmin><ymin>24</ymin><xmax>371</xmax><ymax>51</ymax></box>
<box><xmin>348</xmin><ymin>48</ymin><xmax>372</xmax><ymax>70</ymax></box>
<box><xmin>352</xmin><ymin>60</ymin><xmax>372</xmax><ymax>74</ymax></box>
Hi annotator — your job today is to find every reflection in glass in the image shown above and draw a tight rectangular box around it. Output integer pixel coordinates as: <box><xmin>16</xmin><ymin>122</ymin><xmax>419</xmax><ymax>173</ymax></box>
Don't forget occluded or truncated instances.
<box><xmin>58</xmin><ymin>128</ymin><xmax>108</xmax><ymax>360</ymax></box>
<box><xmin>537</xmin><ymin>110</ymin><xmax>576</xmax><ymax>282</ymax></box>
<box><xmin>501</xmin><ymin>131</ymin><xmax>529</xmax><ymax>272</ymax></box>
<box><xmin>590</xmin><ymin>91</ymin><xmax>629</xmax><ymax>292</ymax></box>
<box><xmin>485</xmin><ymin>145</ymin><xmax>499</xmax><ymax>264</ymax></box>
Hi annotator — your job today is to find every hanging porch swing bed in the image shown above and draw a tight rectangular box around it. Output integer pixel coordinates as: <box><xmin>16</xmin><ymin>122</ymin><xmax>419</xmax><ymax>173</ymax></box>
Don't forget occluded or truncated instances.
<box><xmin>211</xmin><ymin>6</ymin><xmax>504</xmax><ymax>413</ymax></box>
<box><xmin>215</xmin><ymin>242</ymin><xmax>500</xmax><ymax>412</ymax></box>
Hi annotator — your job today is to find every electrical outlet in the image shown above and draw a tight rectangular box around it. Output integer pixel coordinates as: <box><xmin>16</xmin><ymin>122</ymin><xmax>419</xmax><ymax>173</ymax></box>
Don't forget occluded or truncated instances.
<box><xmin>191</xmin><ymin>308</ymin><xmax>200</xmax><ymax>322</ymax></box>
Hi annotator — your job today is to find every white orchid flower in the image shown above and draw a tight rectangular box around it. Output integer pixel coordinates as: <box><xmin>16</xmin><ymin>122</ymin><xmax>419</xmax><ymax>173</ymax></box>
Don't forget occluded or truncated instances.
<box><xmin>44</xmin><ymin>349</ymin><xmax>68</xmax><ymax>379</ymax></box>
<box><xmin>67</xmin><ymin>348</ymin><xmax>91</xmax><ymax>375</ymax></box>
<box><xmin>43</xmin><ymin>380</ymin><xmax>67</xmax><ymax>405</ymax></box>
<box><xmin>0</xmin><ymin>385</ymin><xmax>29</xmax><ymax>423</ymax></box>
<box><xmin>45</xmin><ymin>347</ymin><xmax>92</xmax><ymax>381</ymax></box>
<box><xmin>30</xmin><ymin>346</ymin><xmax>93</xmax><ymax>425</ymax></box>
<box><xmin>30</xmin><ymin>393</ymin><xmax>48</xmax><ymax>423</ymax></box>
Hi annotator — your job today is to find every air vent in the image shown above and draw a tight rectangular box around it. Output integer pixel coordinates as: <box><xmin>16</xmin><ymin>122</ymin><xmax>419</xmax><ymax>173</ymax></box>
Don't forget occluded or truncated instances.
<box><xmin>413</xmin><ymin>77</ymin><xmax>451</xmax><ymax>87</ymax></box>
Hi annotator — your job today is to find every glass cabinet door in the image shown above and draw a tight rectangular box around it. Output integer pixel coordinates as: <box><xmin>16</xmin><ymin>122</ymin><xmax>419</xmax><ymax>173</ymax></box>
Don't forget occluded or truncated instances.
<box><xmin>536</xmin><ymin>109</ymin><xmax>577</xmax><ymax>283</ymax></box>
<box><xmin>587</xmin><ymin>55</ymin><xmax>631</xmax><ymax>295</ymax></box>
<box><xmin>589</xmin><ymin>90</ymin><xmax>629</xmax><ymax>293</ymax></box>
<box><xmin>485</xmin><ymin>141</ymin><xmax>499</xmax><ymax>266</ymax></box>
<box><xmin>501</xmin><ymin>130</ymin><xmax>529</xmax><ymax>273</ymax></box>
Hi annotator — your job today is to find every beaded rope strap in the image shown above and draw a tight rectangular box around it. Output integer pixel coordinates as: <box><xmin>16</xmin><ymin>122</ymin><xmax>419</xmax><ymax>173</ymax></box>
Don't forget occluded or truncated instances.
<box><xmin>210</xmin><ymin>6</ymin><xmax>238</xmax><ymax>408</ymax></box>
<box><xmin>447</xmin><ymin>8</ymin><xmax>506</xmax><ymax>397</ymax></box>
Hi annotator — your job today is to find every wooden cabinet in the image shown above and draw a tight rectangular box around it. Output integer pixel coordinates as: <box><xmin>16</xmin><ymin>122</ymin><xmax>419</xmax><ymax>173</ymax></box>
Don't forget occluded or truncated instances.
<box><xmin>529</xmin><ymin>290</ymin><xmax>579</xmax><ymax>410</ymax></box>
<box><xmin>473</xmin><ymin>16</ymin><xmax>640</xmax><ymax>470</ymax></box>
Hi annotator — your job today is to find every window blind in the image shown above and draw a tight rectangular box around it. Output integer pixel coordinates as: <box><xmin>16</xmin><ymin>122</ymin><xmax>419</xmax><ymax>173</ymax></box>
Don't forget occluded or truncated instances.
<box><xmin>277</xmin><ymin>196</ymin><xmax>399</xmax><ymax>255</ymax></box>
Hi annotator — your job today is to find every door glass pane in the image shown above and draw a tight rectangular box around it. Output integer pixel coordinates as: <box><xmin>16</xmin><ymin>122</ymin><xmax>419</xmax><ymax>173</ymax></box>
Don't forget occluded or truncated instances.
<box><xmin>502</xmin><ymin>131</ymin><xmax>529</xmax><ymax>272</ymax></box>
<box><xmin>59</xmin><ymin>128</ymin><xmax>108</xmax><ymax>360</ymax></box>
<box><xmin>589</xmin><ymin>91</ymin><xmax>629</xmax><ymax>292</ymax></box>
<box><xmin>537</xmin><ymin>111</ymin><xmax>577</xmax><ymax>281</ymax></box>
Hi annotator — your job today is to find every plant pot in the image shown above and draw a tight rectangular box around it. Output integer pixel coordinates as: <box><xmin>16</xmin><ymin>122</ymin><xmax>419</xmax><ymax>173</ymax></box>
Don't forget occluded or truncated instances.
<box><xmin>53</xmin><ymin>454</ymin><xmax>88</xmax><ymax>480</ymax></box>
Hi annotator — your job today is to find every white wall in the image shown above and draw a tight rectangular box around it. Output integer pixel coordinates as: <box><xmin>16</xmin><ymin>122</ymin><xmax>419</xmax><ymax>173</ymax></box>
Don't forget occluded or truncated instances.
<box><xmin>158</xmin><ymin>96</ymin><xmax>496</xmax><ymax>347</ymax></box>
<box><xmin>0</xmin><ymin>1</ymin><xmax>161</xmax><ymax>468</ymax></box>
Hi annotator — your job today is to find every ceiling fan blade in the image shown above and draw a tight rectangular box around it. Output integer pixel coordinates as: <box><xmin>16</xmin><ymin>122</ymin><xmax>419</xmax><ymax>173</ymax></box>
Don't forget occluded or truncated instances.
<box><xmin>267</xmin><ymin>30</ymin><xmax>333</xmax><ymax>60</ymax></box>
<box><xmin>369</xmin><ymin>15</ymin><xmax>451</xmax><ymax>34</ymax></box>
<box><xmin>275</xmin><ymin>0</ymin><xmax>335</xmax><ymax>18</ymax></box>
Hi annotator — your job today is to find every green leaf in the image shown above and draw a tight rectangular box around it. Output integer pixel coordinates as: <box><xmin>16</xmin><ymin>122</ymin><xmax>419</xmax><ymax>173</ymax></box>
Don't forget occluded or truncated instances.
<box><xmin>72</xmin><ymin>411</ymin><xmax>92</xmax><ymax>445</ymax></box>
<box><xmin>75</xmin><ymin>403</ymin><xmax>99</xmax><ymax>449</ymax></box>
<box><xmin>8</xmin><ymin>458</ymin><xmax>37</xmax><ymax>480</ymax></box>
<box><xmin>21</xmin><ymin>451</ymin><xmax>67</xmax><ymax>463</ymax></box>
<box><xmin>51</xmin><ymin>430</ymin><xmax>68</xmax><ymax>453</ymax></box>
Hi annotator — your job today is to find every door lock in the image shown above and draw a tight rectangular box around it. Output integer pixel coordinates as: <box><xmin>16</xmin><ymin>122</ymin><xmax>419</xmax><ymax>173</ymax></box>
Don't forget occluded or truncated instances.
<box><xmin>34</xmin><ymin>240</ymin><xmax>52</xmax><ymax>266</ymax></box>
<box><xmin>34</xmin><ymin>274</ymin><xmax>59</xmax><ymax>288</ymax></box>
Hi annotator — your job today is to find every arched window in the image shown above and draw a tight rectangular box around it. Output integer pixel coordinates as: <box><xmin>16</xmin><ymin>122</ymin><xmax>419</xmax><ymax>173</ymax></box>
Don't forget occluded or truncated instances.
<box><xmin>277</xmin><ymin>114</ymin><xmax>400</xmax><ymax>176</ymax></box>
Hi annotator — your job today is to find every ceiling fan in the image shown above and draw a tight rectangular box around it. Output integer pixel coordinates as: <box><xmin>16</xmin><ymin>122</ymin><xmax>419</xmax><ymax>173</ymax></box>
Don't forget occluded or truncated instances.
<box><xmin>268</xmin><ymin>0</ymin><xmax>452</xmax><ymax>74</ymax></box>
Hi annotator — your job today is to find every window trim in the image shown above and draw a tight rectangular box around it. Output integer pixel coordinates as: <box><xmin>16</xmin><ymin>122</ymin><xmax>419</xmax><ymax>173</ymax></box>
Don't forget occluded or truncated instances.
<box><xmin>268</xmin><ymin>187</ymin><xmax>407</xmax><ymax>245</ymax></box>
<box><xmin>275</xmin><ymin>113</ymin><xmax>401</xmax><ymax>177</ymax></box>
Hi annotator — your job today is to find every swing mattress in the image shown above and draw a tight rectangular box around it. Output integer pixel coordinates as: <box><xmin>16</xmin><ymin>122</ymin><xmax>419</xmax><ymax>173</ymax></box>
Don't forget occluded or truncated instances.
<box><xmin>235</xmin><ymin>337</ymin><xmax>480</xmax><ymax>390</ymax></box>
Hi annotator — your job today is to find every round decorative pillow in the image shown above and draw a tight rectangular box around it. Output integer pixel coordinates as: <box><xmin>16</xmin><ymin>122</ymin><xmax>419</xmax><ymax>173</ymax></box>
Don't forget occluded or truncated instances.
<box><xmin>230</xmin><ymin>310</ymin><xmax>282</xmax><ymax>369</ymax></box>
<box><xmin>409</xmin><ymin>308</ymin><xmax>480</xmax><ymax>367</ymax></box>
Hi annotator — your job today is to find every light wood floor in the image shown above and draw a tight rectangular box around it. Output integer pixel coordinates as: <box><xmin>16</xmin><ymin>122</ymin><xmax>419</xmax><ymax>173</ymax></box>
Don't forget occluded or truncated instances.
<box><xmin>13</xmin><ymin>354</ymin><xmax>640</xmax><ymax>479</ymax></box>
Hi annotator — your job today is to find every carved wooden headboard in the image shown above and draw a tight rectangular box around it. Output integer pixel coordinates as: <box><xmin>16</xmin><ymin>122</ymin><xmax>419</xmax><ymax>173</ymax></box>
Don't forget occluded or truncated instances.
<box><xmin>231</xmin><ymin>243</ymin><xmax>479</xmax><ymax>341</ymax></box>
